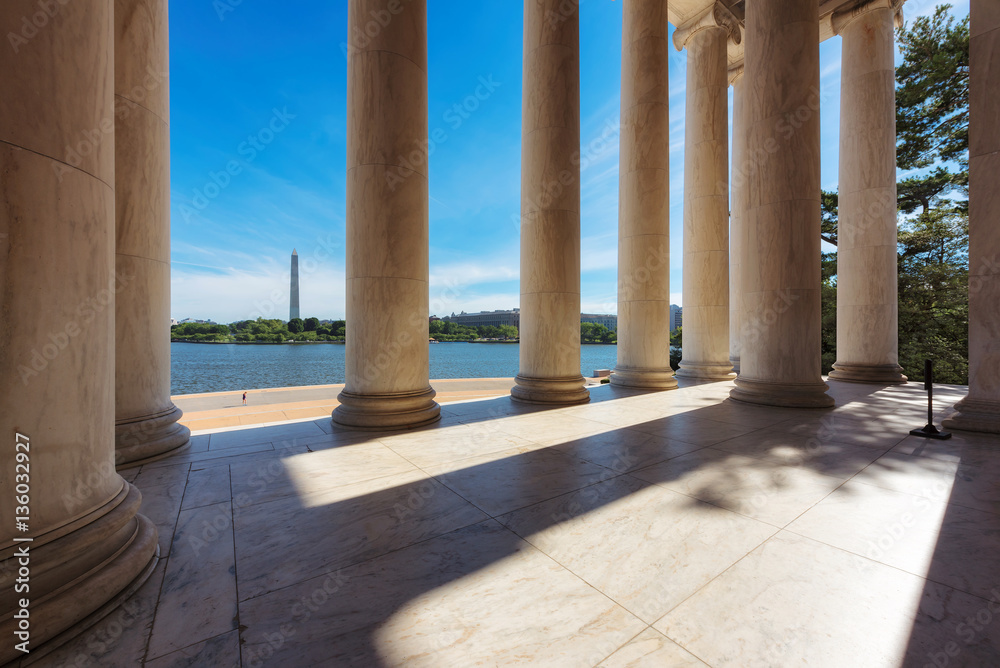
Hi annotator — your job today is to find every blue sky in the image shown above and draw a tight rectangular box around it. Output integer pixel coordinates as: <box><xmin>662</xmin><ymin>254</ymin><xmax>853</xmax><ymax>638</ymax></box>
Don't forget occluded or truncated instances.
<box><xmin>169</xmin><ymin>0</ymin><xmax>967</xmax><ymax>323</ymax></box>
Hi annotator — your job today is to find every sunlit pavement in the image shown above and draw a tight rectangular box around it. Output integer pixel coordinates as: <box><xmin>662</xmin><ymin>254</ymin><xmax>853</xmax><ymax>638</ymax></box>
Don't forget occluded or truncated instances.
<box><xmin>39</xmin><ymin>378</ymin><xmax>1000</xmax><ymax>667</ymax></box>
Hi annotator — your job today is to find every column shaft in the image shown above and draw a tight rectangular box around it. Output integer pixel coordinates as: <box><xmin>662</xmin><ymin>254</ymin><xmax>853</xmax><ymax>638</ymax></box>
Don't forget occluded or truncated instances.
<box><xmin>333</xmin><ymin>0</ymin><xmax>440</xmax><ymax>428</ymax></box>
<box><xmin>512</xmin><ymin>0</ymin><xmax>589</xmax><ymax>404</ymax></box>
<box><xmin>729</xmin><ymin>66</ymin><xmax>746</xmax><ymax>373</ymax></box>
<box><xmin>730</xmin><ymin>0</ymin><xmax>834</xmax><ymax>408</ymax></box>
<box><xmin>0</xmin><ymin>2</ymin><xmax>157</xmax><ymax>660</ymax></box>
<box><xmin>829</xmin><ymin>3</ymin><xmax>906</xmax><ymax>384</ymax></box>
<box><xmin>115</xmin><ymin>0</ymin><xmax>191</xmax><ymax>465</ymax></box>
<box><xmin>943</xmin><ymin>0</ymin><xmax>1000</xmax><ymax>433</ymax></box>
<box><xmin>611</xmin><ymin>0</ymin><xmax>676</xmax><ymax>391</ymax></box>
<box><xmin>677</xmin><ymin>19</ymin><xmax>735</xmax><ymax>380</ymax></box>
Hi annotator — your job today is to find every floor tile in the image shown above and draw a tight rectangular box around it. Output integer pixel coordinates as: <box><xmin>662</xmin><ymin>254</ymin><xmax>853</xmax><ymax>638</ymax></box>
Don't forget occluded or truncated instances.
<box><xmin>788</xmin><ymin>480</ymin><xmax>1000</xmax><ymax>600</ymax></box>
<box><xmin>137</xmin><ymin>481</ymin><xmax>187</xmax><ymax>557</ymax></box>
<box><xmin>655</xmin><ymin>532</ymin><xmax>1000</xmax><ymax>667</ymax></box>
<box><xmin>229</xmin><ymin>442</ymin><xmax>419</xmax><ymax>507</ymax></box>
<box><xmin>551</xmin><ymin>428</ymin><xmax>707</xmax><ymax>473</ymax></box>
<box><xmin>711</xmin><ymin>430</ymin><xmax>888</xmax><ymax>479</ymax></box>
<box><xmin>234</xmin><ymin>470</ymin><xmax>488</xmax><ymax>600</ymax></box>
<box><xmin>597</xmin><ymin>628</ymin><xmax>709</xmax><ymax>668</ymax></box>
<box><xmin>147</xmin><ymin>502</ymin><xmax>239</xmax><ymax>659</ymax></box>
<box><xmin>238</xmin><ymin>520</ymin><xmax>645</xmax><ymax>667</ymax></box>
<box><xmin>501</xmin><ymin>475</ymin><xmax>776</xmax><ymax>623</ymax></box>
<box><xmin>377</xmin><ymin>423</ymin><xmax>542</xmax><ymax>468</ymax></box>
<box><xmin>630</xmin><ymin>448</ymin><xmax>844</xmax><ymax>526</ymax></box>
<box><xmin>208</xmin><ymin>421</ymin><xmax>324</xmax><ymax>450</ymax></box>
<box><xmin>629</xmin><ymin>414</ymin><xmax>760</xmax><ymax>447</ymax></box>
<box><xmin>424</xmin><ymin>446</ymin><xmax>614</xmax><ymax>516</ymax></box>
<box><xmin>182</xmin><ymin>465</ymin><xmax>232</xmax><ymax>510</ymax></box>
<box><xmin>145</xmin><ymin>630</ymin><xmax>240</xmax><ymax>668</ymax></box>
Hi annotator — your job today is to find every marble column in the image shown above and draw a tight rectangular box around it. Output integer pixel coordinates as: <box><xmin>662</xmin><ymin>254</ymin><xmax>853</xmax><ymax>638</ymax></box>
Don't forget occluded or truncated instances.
<box><xmin>675</xmin><ymin>4</ymin><xmax>739</xmax><ymax>381</ymax></box>
<box><xmin>333</xmin><ymin>0</ymin><xmax>440</xmax><ymax>429</ymax></box>
<box><xmin>729</xmin><ymin>63</ymin><xmax>746</xmax><ymax>374</ymax></box>
<box><xmin>829</xmin><ymin>0</ymin><xmax>907</xmax><ymax>385</ymax></box>
<box><xmin>943</xmin><ymin>0</ymin><xmax>1000</xmax><ymax>433</ymax></box>
<box><xmin>730</xmin><ymin>0</ymin><xmax>834</xmax><ymax>408</ymax></box>
<box><xmin>114</xmin><ymin>0</ymin><xmax>191</xmax><ymax>466</ymax></box>
<box><xmin>611</xmin><ymin>0</ymin><xmax>676</xmax><ymax>391</ymax></box>
<box><xmin>0</xmin><ymin>2</ymin><xmax>158</xmax><ymax>661</ymax></box>
<box><xmin>512</xmin><ymin>0</ymin><xmax>589</xmax><ymax>404</ymax></box>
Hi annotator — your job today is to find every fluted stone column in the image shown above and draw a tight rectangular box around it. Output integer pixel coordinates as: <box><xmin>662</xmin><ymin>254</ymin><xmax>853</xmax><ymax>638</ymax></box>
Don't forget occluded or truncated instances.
<box><xmin>115</xmin><ymin>0</ymin><xmax>191</xmax><ymax>466</ymax></box>
<box><xmin>943</xmin><ymin>0</ymin><xmax>1000</xmax><ymax>433</ymax></box>
<box><xmin>0</xmin><ymin>2</ymin><xmax>158</xmax><ymax>661</ymax></box>
<box><xmin>333</xmin><ymin>0</ymin><xmax>440</xmax><ymax>428</ymax></box>
<box><xmin>730</xmin><ymin>0</ymin><xmax>834</xmax><ymax>408</ymax></box>
<box><xmin>829</xmin><ymin>0</ymin><xmax>907</xmax><ymax>385</ymax></box>
<box><xmin>512</xmin><ymin>0</ymin><xmax>589</xmax><ymax>404</ymax></box>
<box><xmin>611</xmin><ymin>0</ymin><xmax>675</xmax><ymax>391</ymax></box>
<box><xmin>676</xmin><ymin>4</ymin><xmax>739</xmax><ymax>381</ymax></box>
<box><xmin>729</xmin><ymin>63</ymin><xmax>746</xmax><ymax>374</ymax></box>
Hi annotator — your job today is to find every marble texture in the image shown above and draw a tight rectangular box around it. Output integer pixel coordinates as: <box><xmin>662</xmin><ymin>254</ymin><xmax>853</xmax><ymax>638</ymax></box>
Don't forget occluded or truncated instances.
<box><xmin>34</xmin><ymin>380</ymin><xmax>1000</xmax><ymax>665</ymax></box>
<box><xmin>114</xmin><ymin>0</ymin><xmax>189</xmax><ymax>465</ymax></box>
<box><xmin>424</xmin><ymin>446</ymin><xmax>613</xmax><ymax>517</ymax></box>
<box><xmin>656</xmin><ymin>531</ymin><xmax>1000</xmax><ymax>667</ymax></box>
<box><xmin>787</xmin><ymin>480</ymin><xmax>1000</xmax><ymax>600</ymax></box>
<box><xmin>513</xmin><ymin>0</ymin><xmax>588</xmax><ymax>405</ymax></box>
<box><xmin>239</xmin><ymin>520</ymin><xmax>645</xmax><ymax>667</ymax></box>
<box><xmin>944</xmin><ymin>0</ymin><xmax>1000</xmax><ymax>433</ymax></box>
<box><xmin>612</xmin><ymin>0</ymin><xmax>676</xmax><ymax>391</ymax></box>
<box><xmin>631</xmin><ymin>448</ymin><xmax>844</xmax><ymax>526</ymax></box>
<box><xmin>146</xmin><ymin>502</ymin><xmax>239</xmax><ymax>659</ymax></box>
<box><xmin>829</xmin><ymin>4</ymin><xmax>906</xmax><ymax>385</ymax></box>
<box><xmin>234</xmin><ymin>469</ymin><xmax>487</xmax><ymax>600</ymax></box>
<box><xmin>334</xmin><ymin>0</ymin><xmax>439</xmax><ymax>429</ymax></box>
<box><xmin>729</xmin><ymin>69</ymin><xmax>746</xmax><ymax>373</ymax></box>
<box><xmin>676</xmin><ymin>19</ymin><xmax>734</xmax><ymax>381</ymax></box>
<box><xmin>500</xmin><ymin>475</ymin><xmax>776</xmax><ymax>623</ymax></box>
<box><xmin>0</xmin><ymin>3</ymin><xmax>158</xmax><ymax>661</ymax></box>
<box><xmin>731</xmin><ymin>0</ymin><xmax>833</xmax><ymax>408</ymax></box>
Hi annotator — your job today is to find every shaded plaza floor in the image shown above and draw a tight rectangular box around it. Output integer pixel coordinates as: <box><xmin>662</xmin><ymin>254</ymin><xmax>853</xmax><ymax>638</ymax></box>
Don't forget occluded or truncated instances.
<box><xmin>36</xmin><ymin>378</ymin><xmax>1000</xmax><ymax>667</ymax></box>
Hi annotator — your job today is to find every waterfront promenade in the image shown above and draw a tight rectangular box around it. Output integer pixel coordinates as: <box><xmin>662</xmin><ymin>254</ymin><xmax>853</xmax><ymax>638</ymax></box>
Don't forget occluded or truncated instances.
<box><xmin>174</xmin><ymin>378</ymin><xmax>600</xmax><ymax>432</ymax></box>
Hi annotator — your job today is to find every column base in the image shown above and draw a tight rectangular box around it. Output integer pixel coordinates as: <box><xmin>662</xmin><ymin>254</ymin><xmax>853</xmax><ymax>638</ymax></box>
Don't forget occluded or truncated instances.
<box><xmin>942</xmin><ymin>397</ymin><xmax>1000</xmax><ymax>434</ymax></box>
<box><xmin>730</xmin><ymin>376</ymin><xmax>835</xmax><ymax>408</ymax></box>
<box><xmin>610</xmin><ymin>366</ymin><xmax>678</xmax><ymax>391</ymax></box>
<box><xmin>332</xmin><ymin>386</ymin><xmax>440</xmax><ymax>430</ymax></box>
<box><xmin>828</xmin><ymin>362</ymin><xmax>907</xmax><ymax>385</ymax></box>
<box><xmin>511</xmin><ymin>374</ymin><xmax>590</xmax><ymax>405</ymax></box>
<box><xmin>115</xmin><ymin>404</ymin><xmax>191</xmax><ymax>467</ymax></box>
<box><xmin>730</xmin><ymin>355</ymin><xmax>740</xmax><ymax>375</ymax></box>
<box><xmin>676</xmin><ymin>361</ymin><xmax>737</xmax><ymax>381</ymax></box>
<box><xmin>0</xmin><ymin>482</ymin><xmax>159</xmax><ymax>665</ymax></box>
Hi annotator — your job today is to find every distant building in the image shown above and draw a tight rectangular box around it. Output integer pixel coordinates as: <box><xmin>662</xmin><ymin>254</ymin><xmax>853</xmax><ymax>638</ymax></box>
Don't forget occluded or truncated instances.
<box><xmin>289</xmin><ymin>248</ymin><xmax>300</xmax><ymax>321</ymax></box>
<box><xmin>444</xmin><ymin>309</ymin><xmax>520</xmax><ymax>329</ymax></box>
<box><xmin>670</xmin><ymin>304</ymin><xmax>682</xmax><ymax>332</ymax></box>
<box><xmin>580</xmin><ymin>313</ymin><xmax>617</xmax><ymax>332</ymax></box>
<box><xmin>170</xmin><ymin>318</ymin><xmax>178</xmax><ymax>326</ymax></box>
<box><xmin>177</xmin><ymin>318</ymin><xmax>217</xmax><ymax>325</ymax></box>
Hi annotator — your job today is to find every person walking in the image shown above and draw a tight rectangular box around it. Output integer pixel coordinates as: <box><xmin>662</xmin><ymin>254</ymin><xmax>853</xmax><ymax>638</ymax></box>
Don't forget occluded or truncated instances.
<box><xmin>242</xmin><ymin>391</ymin><xmax>247</xmax><ymax>406</ymax></box>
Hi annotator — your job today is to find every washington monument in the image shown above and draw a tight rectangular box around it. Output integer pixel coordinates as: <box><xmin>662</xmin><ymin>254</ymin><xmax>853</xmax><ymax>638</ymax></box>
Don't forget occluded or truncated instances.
<box><xmin>289</xmin><ymin>248</ymin><xmax>300</xmax><ymax>321</ymax></box>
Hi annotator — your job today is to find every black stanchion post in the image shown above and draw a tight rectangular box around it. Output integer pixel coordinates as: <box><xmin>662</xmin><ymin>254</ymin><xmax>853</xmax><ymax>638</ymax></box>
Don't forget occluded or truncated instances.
<box><xmin>909</xmin><ymin>359</ymin><xmax>952</xmax><ymax>440</ymax></box>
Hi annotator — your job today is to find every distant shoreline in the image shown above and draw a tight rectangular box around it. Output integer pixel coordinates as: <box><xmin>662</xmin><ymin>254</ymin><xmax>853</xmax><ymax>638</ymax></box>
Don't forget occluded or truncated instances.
<box><xmin>171</xmin><ymin>340</ymin><xmax>617</xmax><ymax>345</ymax></box>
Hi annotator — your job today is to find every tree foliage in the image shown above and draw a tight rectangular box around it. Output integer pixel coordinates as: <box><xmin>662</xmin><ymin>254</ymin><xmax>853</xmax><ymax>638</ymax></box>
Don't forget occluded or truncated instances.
<box><xmin>820</xmin><ymin>4</ymin><xmax>969</xmax><ymax>383</ymax></box>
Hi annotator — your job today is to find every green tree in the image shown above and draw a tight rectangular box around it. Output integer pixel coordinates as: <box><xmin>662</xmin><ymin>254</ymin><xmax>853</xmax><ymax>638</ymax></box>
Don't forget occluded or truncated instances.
<box><xmin>288</xmin><ymin>318</ymin><xmax>304</xmax><ymax>334</ymax></box>
<box><xmin>304</xmin><ymin>317</ymin><xmax>320</xmax><ymax>332</ymax></box>
<box><xmin>498</xmin><ymin>325</ymin><xmax>519</xmax><ymax>340</ymax></box>
<box><xmin>820</xmin><ymin>5</ymin><xmax>969</xmax><ymax>383</ymax></box>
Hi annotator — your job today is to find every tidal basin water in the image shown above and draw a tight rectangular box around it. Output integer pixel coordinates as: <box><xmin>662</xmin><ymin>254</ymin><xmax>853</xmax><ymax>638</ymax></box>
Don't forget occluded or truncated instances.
<box><xmin>170</xmin><ymin>342</ymin><xmax>620</xmax><ymax>395</ymax></box>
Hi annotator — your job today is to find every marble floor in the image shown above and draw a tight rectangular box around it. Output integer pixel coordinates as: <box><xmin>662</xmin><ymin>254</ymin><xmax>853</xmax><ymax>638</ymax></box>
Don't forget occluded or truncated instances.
<box><xmin>35</xmin><ymin>379</ymin><xmax>1000</xmax><ymax>667</ymax></box>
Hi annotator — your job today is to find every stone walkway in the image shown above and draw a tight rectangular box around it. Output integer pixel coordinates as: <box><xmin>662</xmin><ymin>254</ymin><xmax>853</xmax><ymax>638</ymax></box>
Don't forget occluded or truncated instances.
<box><xmin>35</xmin><ymin>379</ymin><xmax>1000</xmax><ymax>667</ymax></box>
<box><xmin>172</xmin><ymin>378</ymin><xmax>601</xmax><ymax>432</ymax></box>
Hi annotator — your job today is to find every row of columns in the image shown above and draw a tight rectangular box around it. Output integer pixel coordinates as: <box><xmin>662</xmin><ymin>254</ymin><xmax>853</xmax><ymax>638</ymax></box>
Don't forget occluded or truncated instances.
<box><xmin>0</xmin><ymin>0</ymin><xmax>178</xmax><ymax>659</ymax></box>
<box><xmin>333</xmin><ymin>0</ymin><xmax>1000</xmax><ymax>428</ymax></box>
<box><xmin>2</xmin><ymin>0</ymin><xmax>999</xmax><ymax>658</ymax></box>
